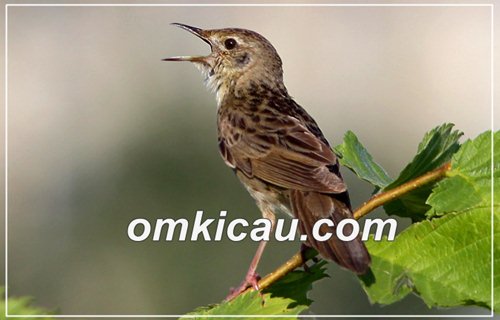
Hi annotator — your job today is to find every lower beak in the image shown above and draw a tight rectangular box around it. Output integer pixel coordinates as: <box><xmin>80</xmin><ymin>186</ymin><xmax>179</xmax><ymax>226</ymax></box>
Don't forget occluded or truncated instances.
<box><xmin>162</xmin><ymin>56</ymin><xmax>207</xmax><ymax>63</ymax></box>
<box><xmin>163</xmin><ymin>23</ymin><xmax>211</xmax><ymax>63</ymax></box>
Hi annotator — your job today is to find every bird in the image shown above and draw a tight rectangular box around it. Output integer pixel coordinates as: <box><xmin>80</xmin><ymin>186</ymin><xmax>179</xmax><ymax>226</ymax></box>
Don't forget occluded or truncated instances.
<box><xmin>163</xmin><ymin>23</ymin><xmax>371</xmax><ymax>300</ymax></box>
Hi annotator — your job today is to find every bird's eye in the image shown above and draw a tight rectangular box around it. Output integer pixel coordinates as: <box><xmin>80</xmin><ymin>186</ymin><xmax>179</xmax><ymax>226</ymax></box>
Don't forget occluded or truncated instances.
<box><xmin>224</xmin><ymin>38</ymin><xmax>237</xmax><ymax>50</ymax></box>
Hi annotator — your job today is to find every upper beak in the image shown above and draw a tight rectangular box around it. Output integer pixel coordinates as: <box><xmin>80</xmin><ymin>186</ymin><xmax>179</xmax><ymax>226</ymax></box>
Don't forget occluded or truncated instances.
<box><xmin>162</xmin><ymin>23</ymin><xmax>211</xmax><ymax>62</ymax></box>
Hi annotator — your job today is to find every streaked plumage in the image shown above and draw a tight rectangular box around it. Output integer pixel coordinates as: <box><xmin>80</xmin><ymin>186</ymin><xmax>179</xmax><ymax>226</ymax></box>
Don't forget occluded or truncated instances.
<box><xmin>164</xmin><ymin>23</ymin><xmax>370</xmax><ymax>299</ymax></box>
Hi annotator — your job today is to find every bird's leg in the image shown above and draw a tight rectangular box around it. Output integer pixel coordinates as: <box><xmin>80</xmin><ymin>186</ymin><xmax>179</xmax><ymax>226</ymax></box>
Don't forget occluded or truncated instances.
<box><xmin>225</xmin><ymin>207</ymin><xmax>275</xmax><ymax>301</ymax></box>
<box><xmin>225</xmin><ymin>239</ymin><xmax>267</xmax><ymax>301</ymax></box>
<box><xmin>300</xmin><ymin>243</ymin><xmax>311</xmax><ymax>272</ymax></box>
<box><xmin>299</xmin><ymin>243</ymin><xmax>320</xmax><ymax>272</ymax></box>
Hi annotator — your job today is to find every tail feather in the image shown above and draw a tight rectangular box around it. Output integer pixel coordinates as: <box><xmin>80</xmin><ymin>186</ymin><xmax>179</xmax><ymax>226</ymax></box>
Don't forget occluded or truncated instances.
<box><xmin>290</xmin><ymin>190</ymin><xmax>371</xmax><ymax>274</ymax></box>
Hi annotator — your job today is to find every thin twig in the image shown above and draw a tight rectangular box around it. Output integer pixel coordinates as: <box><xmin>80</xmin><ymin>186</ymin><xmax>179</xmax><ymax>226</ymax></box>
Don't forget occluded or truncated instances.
<box><xmin>241</xmin><ymin>161</ymin><xmax>452</xmax><ymax>296</ymax></box>
<box><xmin>257</xmin><ymin>251</ymin><xmax>304</xmax><ymax>291</ymax></box>
<box><xmin>354</xmin><ymin>162</ymin><xmax>452</xmax><ymax>219</ymax></box>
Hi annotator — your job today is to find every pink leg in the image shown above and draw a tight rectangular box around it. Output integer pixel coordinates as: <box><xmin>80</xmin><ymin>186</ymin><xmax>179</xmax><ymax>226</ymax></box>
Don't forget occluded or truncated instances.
<box><xmin>225</xmin><ymin>240</ymin><xmax>268</xmax><ymax>301</ymax></box>
<box><xmin>225</xmin><ymin>207</ymin><xmax>275</xmax><ymax>301</ymax></box>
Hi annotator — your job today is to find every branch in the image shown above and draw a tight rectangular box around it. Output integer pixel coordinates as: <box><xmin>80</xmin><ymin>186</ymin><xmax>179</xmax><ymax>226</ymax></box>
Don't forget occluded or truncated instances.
<box><xmin>245</xmin><ymin>161</ymin><xmax>452</xmax><ymax>295</ymax></box>
<box><xmin>353</xmin><ymin>162</ymin><xmax>452</xmax><ymax>219</ymax></box>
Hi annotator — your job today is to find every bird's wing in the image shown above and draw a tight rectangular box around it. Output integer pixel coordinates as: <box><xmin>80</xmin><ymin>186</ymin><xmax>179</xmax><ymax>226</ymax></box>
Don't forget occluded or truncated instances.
<box><xmin>219</xmin><ymin>116</ymin><xmax>346</xmax><ymax>193</ymax></box>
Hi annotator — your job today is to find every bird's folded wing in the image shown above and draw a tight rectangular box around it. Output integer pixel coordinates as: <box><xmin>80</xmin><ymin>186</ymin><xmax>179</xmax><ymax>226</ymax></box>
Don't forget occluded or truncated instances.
<box><xmin>251</xmin><ymin>147</ymin><xmax>346</xmax><ymax>193</ymax></box>
<box><xmin>225</xmin><ymin>122</ymin><xmax>347</xmax><ymax>193</ymax></box>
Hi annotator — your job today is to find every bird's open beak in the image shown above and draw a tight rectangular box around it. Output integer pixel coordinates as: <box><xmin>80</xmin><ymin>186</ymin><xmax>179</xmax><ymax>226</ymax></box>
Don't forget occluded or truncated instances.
<box><xmin>162</xmin><ymin>23</ymin><xmax>211</xmax><ymax>63</ymax></box>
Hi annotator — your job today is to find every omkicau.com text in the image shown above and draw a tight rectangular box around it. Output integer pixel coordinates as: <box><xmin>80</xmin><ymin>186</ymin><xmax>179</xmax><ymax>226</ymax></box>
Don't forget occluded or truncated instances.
<box><xmin>127</xmin><ymin>211</ymin><xmax>397</xmax><ymax>242</ymax></box>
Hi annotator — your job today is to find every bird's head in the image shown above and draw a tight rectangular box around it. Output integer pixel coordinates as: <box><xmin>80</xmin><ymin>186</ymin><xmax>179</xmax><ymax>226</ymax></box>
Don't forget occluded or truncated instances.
<box><xmin>164</xmin><ymin>23</ymin><xmax>284</xmax><ymax>103</ymax></box>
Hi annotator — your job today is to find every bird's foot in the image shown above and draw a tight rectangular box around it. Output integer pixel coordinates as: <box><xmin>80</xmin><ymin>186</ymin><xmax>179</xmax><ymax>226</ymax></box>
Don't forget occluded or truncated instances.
<box><xmin>225</xmin><ymin>271</ymin><xmax>261</xmax><ymax>301</ymax></box>
<box><xmin>300</xmin><ymin>243</ymin><xmax>319</xmax><ymax>272</ymax></box>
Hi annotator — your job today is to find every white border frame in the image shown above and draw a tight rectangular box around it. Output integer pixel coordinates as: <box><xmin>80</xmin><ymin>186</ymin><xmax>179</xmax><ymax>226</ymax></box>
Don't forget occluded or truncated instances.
<box><xmin>3</xmin><ymin>3</ymin><xmax>495</xmax><ymax>318</ymax></box>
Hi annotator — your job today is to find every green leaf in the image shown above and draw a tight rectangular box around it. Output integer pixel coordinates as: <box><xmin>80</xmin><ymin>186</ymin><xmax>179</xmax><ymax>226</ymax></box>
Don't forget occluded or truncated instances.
<box><xmin>0</xmin><ymin>287</ymin><xmax>55</xmax><ymax>319</ymax></box>
<box><xmin>262</xmin><ymin>259</ymin><xmax>328</xmax><ymax>307</ymax></box>
<box><xmin>386</xmin><ymin>123</ymin><xmax>463</xmax><ymax>189</ymax></box>
<box><xmin>334</xmin><ymin>131</ymin><xmax>392</xmax><ymax>189</ymax></box>
<box><xmin>182</xmin><ymin>261</ymin><xmax>328</xmax><ymax>319</ymax></box>
<box><xmin>383</xmin><ymin>123</ymin><xmax>463</xmax><ymax>221</ymax></box>
<box><xmin>427</xmin><ymin>131</ymin><xmax>495</xmax><ymax>217</ymax></box>
<box><xmin>360</xmin><ymin>130</ymin><xmax>497</xmax><ymax>310</ymax></box>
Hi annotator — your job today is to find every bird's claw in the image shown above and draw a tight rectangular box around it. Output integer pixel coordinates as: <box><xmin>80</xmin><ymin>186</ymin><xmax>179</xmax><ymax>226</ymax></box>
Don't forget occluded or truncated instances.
<box><xmin>225</xmin><ymin>271</ymin><xmax>261</xmax><ymax>301</ymax></box>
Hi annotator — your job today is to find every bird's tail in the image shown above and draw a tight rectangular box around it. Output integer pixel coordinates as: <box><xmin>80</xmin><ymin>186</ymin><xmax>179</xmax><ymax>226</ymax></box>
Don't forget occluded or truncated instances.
<box><xmin>290</xmin><ymin>190</ymin><xmax>371</xmax><ymax>274</ymax></box>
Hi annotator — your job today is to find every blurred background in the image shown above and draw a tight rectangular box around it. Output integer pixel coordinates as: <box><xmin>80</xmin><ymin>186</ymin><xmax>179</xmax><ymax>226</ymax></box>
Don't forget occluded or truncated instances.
<box><xmin>1</xmin><ymin>1</ymin><xmax>494</xmax><ymax>317</ymax></box>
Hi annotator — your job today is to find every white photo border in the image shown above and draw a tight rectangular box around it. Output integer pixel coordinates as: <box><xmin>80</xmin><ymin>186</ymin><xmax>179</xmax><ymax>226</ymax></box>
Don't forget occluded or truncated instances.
<box><xmin>4</xmin><ymin>2</ymin><xmax>495</xmax><ymax>318</ymax></box>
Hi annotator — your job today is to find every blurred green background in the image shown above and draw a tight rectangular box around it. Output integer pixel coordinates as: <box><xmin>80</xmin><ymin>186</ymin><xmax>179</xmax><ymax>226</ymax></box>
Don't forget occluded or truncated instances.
<box><xmin>2</xmin><ymin>2</ymin><xmax>493</xmax><ymax>317</ymax></box>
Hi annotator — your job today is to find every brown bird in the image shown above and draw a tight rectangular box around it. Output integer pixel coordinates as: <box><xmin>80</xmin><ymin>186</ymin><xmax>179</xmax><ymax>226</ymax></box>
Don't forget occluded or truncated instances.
<box><xmin>164</xmin><ymin>23</ymin><xmax>370</xmax><ymax>300</ymax></box>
